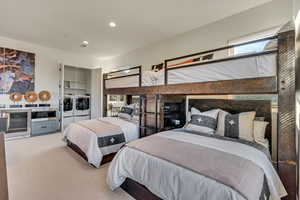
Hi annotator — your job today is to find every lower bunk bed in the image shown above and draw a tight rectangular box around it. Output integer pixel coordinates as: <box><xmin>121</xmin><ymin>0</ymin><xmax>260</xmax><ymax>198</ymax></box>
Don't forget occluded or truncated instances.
<box><xmin>108</xmin><ymin>129</ymin><xmax>285</xmax><ymax>200</ymax></box>
<box><xmin>107</xmin><ymin>98</ymin><xmax>287</xmax><ymax>200</ymax></box>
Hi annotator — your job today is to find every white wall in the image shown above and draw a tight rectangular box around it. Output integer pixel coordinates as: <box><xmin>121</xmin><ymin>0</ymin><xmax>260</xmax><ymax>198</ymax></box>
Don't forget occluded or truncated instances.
<box><xmin>294</xmin><ymin>0</ymin><xmax>300</xmax><ymax>20</ymax></box>
<box><xmin>0</xmin><ymin>36</ymin><xmax>101</xmax><ymax>106</ymax></box>
<box><xmin>102</xmin><ymin>0</ymin><xmax>293</xmax><ymax>72</ymax></box>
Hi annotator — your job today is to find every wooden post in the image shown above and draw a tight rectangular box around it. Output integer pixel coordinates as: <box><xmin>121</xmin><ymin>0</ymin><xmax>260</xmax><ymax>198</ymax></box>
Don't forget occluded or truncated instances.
<box><xmin>277</xmin><ymin>30</ymin><xmax>296</xmax><ymax>200</ymax></box>
<box><xmin>102</xmin><ymin>73</ymin><xmax>108</xmax><ymax>117</ymax></box>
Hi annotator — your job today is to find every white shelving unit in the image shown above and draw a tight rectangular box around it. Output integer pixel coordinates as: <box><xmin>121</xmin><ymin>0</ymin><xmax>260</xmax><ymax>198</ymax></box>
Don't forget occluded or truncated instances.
<box><xmin>63</xmin><ymin>66</ymin><xmax>91</xmax><ymax>95</ymax></box>
<box><xmin>59</xmin><ymin>64</ymin><xmax>102</xmax><ymax>131</ymax></box>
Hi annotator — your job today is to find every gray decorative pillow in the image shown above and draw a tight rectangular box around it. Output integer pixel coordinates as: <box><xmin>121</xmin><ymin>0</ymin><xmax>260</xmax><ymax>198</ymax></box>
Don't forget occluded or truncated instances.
<box><xmin>216</xmin><ymin>110</ymin><xmax>256</xmax><ymax>142</ymax></box>
<box><xmin>185</xmin><ymin>109</ymin><xmax>219</xmax><ymax>134</ymax></box>
<box><xmin>118</xmin><ymin>106</ymin><xmax>134</xmax><ymax>120</ymax></box>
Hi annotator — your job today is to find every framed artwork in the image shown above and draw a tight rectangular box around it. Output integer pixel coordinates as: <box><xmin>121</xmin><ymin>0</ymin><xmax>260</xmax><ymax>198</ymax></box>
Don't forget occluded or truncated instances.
<box><xmin>0</xmin><ymin>48</ymin><xmax>35</xmax><ymax>94</ymax></box>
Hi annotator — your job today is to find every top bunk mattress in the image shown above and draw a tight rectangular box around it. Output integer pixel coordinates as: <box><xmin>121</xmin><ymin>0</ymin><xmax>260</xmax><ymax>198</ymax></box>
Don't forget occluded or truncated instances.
<box><xmin>167</xmin><ymin>53</ymin><xmax>276</xmax><ymax>85</ymax></box>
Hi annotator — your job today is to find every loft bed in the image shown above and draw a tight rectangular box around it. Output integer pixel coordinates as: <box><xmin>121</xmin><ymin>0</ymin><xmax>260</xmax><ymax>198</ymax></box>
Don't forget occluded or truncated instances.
<box><xmin>103</xmin><ymin>28</ymin><xmax>296</xmax><ymax>199</ymax></box>
<box><xmin>103</xmin><ymin>36</ymin><xmax>278</xmax><ymax>92</ymax></box>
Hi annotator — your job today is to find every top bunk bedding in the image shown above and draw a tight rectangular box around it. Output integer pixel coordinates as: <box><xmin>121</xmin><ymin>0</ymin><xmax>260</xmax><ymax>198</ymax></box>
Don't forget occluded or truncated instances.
<box><xmin>141</xmin><ymin>53</ymin><xmax>276</xmax><ymax>86</ymax></box>
<box><xmin>104</xmin><ymin>53</ymin><xmax>277</xmax><ymax>89</ymax></box>
<box><xmin>104</xmin><ymin>36</ymin><xmax>278</xmax><ymax>89</ymax></box>
<box><xmin>167</xmin><ymin>53</ymin><xmax>276</xmax><ymax>85</ymax></box>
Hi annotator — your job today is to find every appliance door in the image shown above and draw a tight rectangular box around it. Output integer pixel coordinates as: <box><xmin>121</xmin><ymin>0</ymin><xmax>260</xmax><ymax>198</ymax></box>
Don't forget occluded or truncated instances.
<box><xmin>2</xmin><ymin>110</ymin><xmax>31</xmax><ymax>139</ymax></box>
<box><xmin>63</xmin><ymin>97</ymin><xmax>73</xmax><ymax>112</ymax></box>
<box><xmin>75</xmin><ymin>97</ymin><xmax>90</xmax><ymax>116</ymax></box>
<box><xmin>76</xmin><ymin>97</ymin><xmax>90</xmax><ymax>111</ymax></box>
<box><xmin>8</xmin><ymin>112</ymin><xmax>28</xmax><ymax>133</ymax></box>
<box><xmin>32</xmin><ymin>111</ymin><xmax>56</xmax><ymax>122</ymax></box>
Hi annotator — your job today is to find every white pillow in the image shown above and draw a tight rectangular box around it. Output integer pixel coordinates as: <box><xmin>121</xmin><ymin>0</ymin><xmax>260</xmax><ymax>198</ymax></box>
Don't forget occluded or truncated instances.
<box><xmin>191</xmin><ymin>107</ymin><xmax>202</xmax><ymax>115</ymax></box>
<box><xmin>216</xmin><ymin>110</ymin><xmax>256</xmax><ymax>142</ymax></box>
<box><xmin>185</xmin><ymin>109</ymin><xmax>219</xmax><ymax>134</ymax></box>
<box><xmin>253</xmin><ymin>120</ymin><xmax>269</xmax><ymax>143</ymax></box>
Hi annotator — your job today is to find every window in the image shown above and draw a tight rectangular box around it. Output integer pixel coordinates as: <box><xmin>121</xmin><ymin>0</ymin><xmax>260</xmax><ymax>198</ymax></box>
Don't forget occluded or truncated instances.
<box><xmin>229</xmin><ymin>27</ymin><xmax>280</xmax><ymax>56</ymax></box>
<box><xmin>233</xmin><ymin>40</ymin><xmax>269</xmax><ymax>55</ymax></box>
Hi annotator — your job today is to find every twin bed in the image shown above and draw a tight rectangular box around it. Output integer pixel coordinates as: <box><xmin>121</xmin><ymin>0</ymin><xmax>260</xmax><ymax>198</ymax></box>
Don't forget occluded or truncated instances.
<box><xmin>63</xmin><ymin>32</ymin><xmax>295</xmax><ymax>200</ymax></box>
<box><xmin>64</xmin><ymin>116</ymin><xmax>139</xmax><ymax>168</ymax></box>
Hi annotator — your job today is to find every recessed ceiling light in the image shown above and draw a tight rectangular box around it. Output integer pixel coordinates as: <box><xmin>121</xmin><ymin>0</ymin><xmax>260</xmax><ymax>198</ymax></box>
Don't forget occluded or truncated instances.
<box><xmin>80</xmin><ymin>41</ymin><xmax>89</xmax><ymax>48</ymax></box>
<box><xmin>109</xmin><ymin>22</ymin><xmax>116</xmax><ymax>28</ymax></box>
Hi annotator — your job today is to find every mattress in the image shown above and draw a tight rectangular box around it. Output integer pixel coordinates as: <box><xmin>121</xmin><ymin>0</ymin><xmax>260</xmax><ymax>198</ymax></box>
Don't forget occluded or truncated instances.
<box><xmin>168</xmin><ymin>53</ymin><xmax>276</xmax><ymax>85</ymax></box>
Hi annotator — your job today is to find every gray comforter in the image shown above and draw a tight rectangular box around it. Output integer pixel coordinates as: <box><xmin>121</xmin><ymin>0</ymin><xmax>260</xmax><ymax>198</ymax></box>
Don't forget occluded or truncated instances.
<box><xmin>127</xmin><ymin>135</ymin><xmax>269</xmax><ymax>200</ymax></box>
<box><xmin>107</xmin><ymin>130</ymin><xmax>287</xmax><ymax>200</ymax></box>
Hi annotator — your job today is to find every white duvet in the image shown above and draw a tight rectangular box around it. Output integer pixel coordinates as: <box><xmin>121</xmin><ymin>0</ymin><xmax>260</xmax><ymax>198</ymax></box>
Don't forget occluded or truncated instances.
<box><xmin>107</xmin><ymin>130</ymin><xmax>287</xmax><ymax>200</ymax></box>
<box><xmin>63</xmin><ymin>117</ymin><xmax>139</xmax><ymax>168</ymax></box>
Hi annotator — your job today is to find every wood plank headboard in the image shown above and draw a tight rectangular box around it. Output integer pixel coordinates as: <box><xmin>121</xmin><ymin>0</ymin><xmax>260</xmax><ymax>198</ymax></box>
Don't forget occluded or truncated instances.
<box><xmin>188</xmin><ymin>98</ymin><xmax>274</xmax><ymax>157</ymax></box>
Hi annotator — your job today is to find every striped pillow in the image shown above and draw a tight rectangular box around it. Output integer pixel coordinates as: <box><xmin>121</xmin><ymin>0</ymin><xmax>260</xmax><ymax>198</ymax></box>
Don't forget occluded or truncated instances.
<box><xmin>216</xmin><ymin>110</ymin><xmax>256</xmax><ymax>142</ymax></box>
<box><xmin>185</xmin><ymin>109</ymin><xmax>219</xmax><ymax>134</ymax></box>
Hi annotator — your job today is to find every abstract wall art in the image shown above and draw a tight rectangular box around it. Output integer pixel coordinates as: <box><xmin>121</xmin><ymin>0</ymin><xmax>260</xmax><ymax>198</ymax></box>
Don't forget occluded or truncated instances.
<box><xmin>0</xmin><ymin>48</ymin><xmax>35</xmax><ymax>94</ymax></box>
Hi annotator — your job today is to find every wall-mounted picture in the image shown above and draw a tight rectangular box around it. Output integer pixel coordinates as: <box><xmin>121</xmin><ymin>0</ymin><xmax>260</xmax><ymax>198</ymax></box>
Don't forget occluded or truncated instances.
<box><xmin>0</xmin><ymin>48</ymin><xmax>35</xmax><ymax>94</ymax></box>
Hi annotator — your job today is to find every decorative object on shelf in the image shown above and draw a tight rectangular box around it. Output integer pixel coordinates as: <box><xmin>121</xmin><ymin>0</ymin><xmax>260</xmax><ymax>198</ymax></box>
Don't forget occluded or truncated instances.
<box><xmin>0</xmin><ymin>48</ymin><xmax>35</xmax><ymax>94</ymax></box>
<box><xmin>24</xmin><ymin>91</ymin><xmax>38</xmax><ymax>102</ymax></box>
<box><xmin>9</xmin><ymin>92</ymin><xmax>22</xmax><ymax>102</ymax></box>
<box><xmin>39</xmin><ymin>90</ymin><xmax>51</xmax><ymax>102</ymax></box>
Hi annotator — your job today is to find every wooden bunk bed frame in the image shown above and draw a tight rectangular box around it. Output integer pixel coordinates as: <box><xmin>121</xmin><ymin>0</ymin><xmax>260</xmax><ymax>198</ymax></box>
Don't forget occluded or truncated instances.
<box><xmin>103</xmin><ymin>29</ymin><xmax>296</xmax><ymax>200</ymax></box>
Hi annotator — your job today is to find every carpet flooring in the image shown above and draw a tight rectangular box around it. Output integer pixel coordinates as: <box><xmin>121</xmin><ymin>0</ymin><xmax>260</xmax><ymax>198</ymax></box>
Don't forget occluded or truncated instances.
<box><xmin>5</xmin><ymin>133</ymin><xmax>133</xmax><ymax>200</ymax></box>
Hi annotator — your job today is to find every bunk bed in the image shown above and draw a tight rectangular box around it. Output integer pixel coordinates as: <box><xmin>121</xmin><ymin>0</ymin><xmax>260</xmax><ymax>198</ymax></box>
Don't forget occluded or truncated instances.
<box><xmin>103</xmin><ymin>28</ymin><xmax>296</xmax><ymax>200</ymax></box>
<box><xmin>104</xmin><ymin>37</ymin><xmax>277</xmax><ymax>90</ymax></box>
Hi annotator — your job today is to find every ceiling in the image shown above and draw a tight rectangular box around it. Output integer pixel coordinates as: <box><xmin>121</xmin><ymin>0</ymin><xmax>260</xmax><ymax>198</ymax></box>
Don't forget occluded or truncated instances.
<box><xmin>0</xmin><ymin>0</ymin><xmax>271</xmax><ymax>59</ymax></box>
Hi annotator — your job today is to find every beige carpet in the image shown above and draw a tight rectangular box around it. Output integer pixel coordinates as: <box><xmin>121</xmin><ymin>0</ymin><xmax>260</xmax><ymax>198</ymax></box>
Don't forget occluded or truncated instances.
<box><xmin>5</xmin><ymin>133</ymin><xmax>133</xmax><ymax>200</ymax></box>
